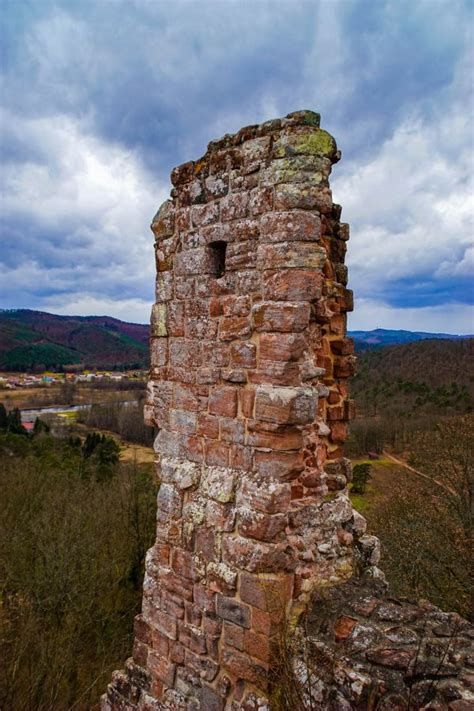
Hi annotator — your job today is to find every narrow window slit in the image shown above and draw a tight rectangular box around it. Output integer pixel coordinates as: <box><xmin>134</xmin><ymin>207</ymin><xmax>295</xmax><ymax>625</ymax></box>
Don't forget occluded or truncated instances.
<box><xmin>209</xmin><ymin>241</ymin><xmax>227</xmax><ymax>278</ymax></box>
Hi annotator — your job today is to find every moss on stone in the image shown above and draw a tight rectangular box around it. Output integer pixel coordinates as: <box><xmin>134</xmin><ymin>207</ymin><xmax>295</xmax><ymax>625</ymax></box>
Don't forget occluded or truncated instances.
<box><xmin>295</xmin><ymin>129</ymin><xmax>336</xmax><ymax>157</ymax></box>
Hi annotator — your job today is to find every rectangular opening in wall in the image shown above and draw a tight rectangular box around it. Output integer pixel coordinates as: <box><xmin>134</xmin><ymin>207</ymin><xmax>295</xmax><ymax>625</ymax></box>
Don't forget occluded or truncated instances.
<box><xmin>209</xmin><ymin>241</ymin><xmax>227</xmax><ymax>278</ymax></box>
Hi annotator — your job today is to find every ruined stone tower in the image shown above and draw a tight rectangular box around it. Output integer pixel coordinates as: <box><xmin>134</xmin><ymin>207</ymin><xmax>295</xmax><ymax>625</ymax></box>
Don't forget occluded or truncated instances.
<box><xmin>103</xmin><ymin>110</ymin><xmax>474</xmax><ymax>711</ymax></box>
<box><xmin>103</xmin><ymin>111</ymin><xmax>367</xmax><ymax>709</ymax></box>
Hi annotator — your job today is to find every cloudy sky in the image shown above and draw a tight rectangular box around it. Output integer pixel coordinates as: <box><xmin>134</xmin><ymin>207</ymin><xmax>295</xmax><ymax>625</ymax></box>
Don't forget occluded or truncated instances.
<box><xmin>1</xmin><ymin>0</ymin><xmax>473</xmax><ymax>332</ymax></box>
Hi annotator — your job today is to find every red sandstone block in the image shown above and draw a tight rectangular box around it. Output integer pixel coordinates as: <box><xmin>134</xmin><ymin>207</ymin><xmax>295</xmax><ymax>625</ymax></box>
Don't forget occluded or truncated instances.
<box><xmin>185</xmin><ymin>297</ymin><xmax>210</xmax><ymax>317</ymax></box>
<box><xmin>194</xmin><ymin>584</ymin><xmax>216</xmax><ymax>614</ymax></box>
<box><xmin>161</xmin><ymin>590</ymin><xmax>185</xmax><ymax>620</ymax></box>
<box><xmin>150</xmin><ymin>629</ymin><xmax>170</xmax><ymax>657</ymax></box>
<box><xmin>186</xmin><ymin>315</ymin><xmax>219</xmax><ymax>340</ymax></box>
<box><xmin>224</xmin><ymin>621</ymin><xmax>245</xmax><ymax>650</ymax></box>
<box><xmin>132</xmin><ymin>639</ymin><xmax>148</xmax><ymax>667</ymax></box>
<box><xmin>174</xmin><ymin>246</ymin><xmax>214</xmax><ymax>276</ymax></box>
<box><xmin>221</xmin><ymin>648</ymin><xmax>268</xmax><ymax>689</ymax></box>
<box><xmin>340</xmin><ymin>288</ymin><xmax>354</xmax><ymax>313</ymax></box>
<box><xmin>186</xmin><ymin>649</ymin><xmax>220</xmax><ymax>681</ymax></box>
<box><xmin>246</xmin><ymin>425</ymin><xmax>303</xmax><ymax>451</ymax></box>
<box><xmin>197</xmin><ymin>367</ymin><xmax>221</xmax><ymax>385</ymax></box>
<box><xmin>252</xmin><ymin>607</ymin><xmax>281</xmax><ymax>636</ymax></box>
<box><xmin>222</xmin><ymin>535</ymin><xmax>292</xmax><ymax>573</ymax></box>
<box><xmin>156</xmin><ymin>483</ymin><xmax>182</xmax><ymax>522</ymax></box>
<box><xmin>260</xmin><ymin>211</ymin><xmax>320</xmax><ymax>243</ymax></box>
<box><xmin>166</xmin><ymin>302</ymin><xmax>185</xmax><ymax>336</ymax></box>
<box><xmin>203</xmin><ymin>615</ymin><xmax>222</xmax><ymax>636</ymax></box>
<box><xmin>333</xmin><ymin>355</ymin><xmax>356</xmax><ymax>378</ymax></box>
<box><xmin>209</xmin><ymin>296</ymin><xmax>223</xmax><ymax>317</ymax></box>
<box><xmin>185</xmin><ymin>602</ymin><xmax>202</xmax><ymax>627</ymax></box>
<box><xmin>150</xmin><ymin>338</ymin><xmax>168</xmax><ymax>369</ymax></box>
<box><xmin>191</xmin><ymin>201</ymin><xmax>220</xmax><ymax>227</ymax></box>
<box><xmin>339</xmin><ymin>223</ymin><xmax>350</xmax><ymax>241</ymax></box>
<box><xmin>220</xmin><ymin>295</ymin><xmax>251</xmax><ymax>317</ymax></box>
<box><xmin>205</xmin><ymin>440</ymin><xmax>229</xmax><ymax>467</ymax></box>
<box><xmin>197</xmin><ymin>413</ymin><xmax>220</xmax><ymax>438</ymax></box>
<box><xmin>248</xmin><ymin>360</ymin><xmax>300</xmax><ymax>387</ymax></box>
<box><xmin>148</xmin><ymin>651</ymin><xmax>176</xmax><ymax>687</ymax></box>
<box><xmin>219</xmin><ymin>316</ymin><xmax>251</xmax><ymax>341</ymax></box>
<box><xmin>202</xmin><ymin>341</ymin><xmax>231</xmax><ymax>367</ymax></box>
<box><xmin>239</xmin><ymin>389</ymin><xmax>255</xmax><ymax>418</ymax></box>
<box><xmin>331</xmin><ymin>337</ymin><xmax>354</xmax><ymax>356</ymax></box>
<box><xmin>259</xmin><ymin>332</ymin><xmax>307</xmax><ymax>362</ymax></box>
<box><xmin>237</xmin><ymin>478</ymin><xmax>291</xmax><ymax>514</ymax></box>
<box><xmin>206</xmin><ymin>500</ymin><xmax>236</xmax><ymax>532</ymax></box>
<box><xmin>239</xmin><ymin>572</ymin><xmax>292</xmax><ymax>612</ymax></box>
<box><xmin>179</xmin><ymin>623</ymin><xmax>207</xmax><ymax>655</ymax></box>
<box><xmin>252</xmin><ymin>302</ymin><xmax>310</xmax><ymax>332</ymax></box>
<box><xmin>226</xmin><ymin>249</ymin><xmax>258</xmax><ymax>272</ymax></box>
<box><xmin>194</xmin><ymin>527</ymin><xmax>218</xmax><ymax>562</ymax></box>
<box><xmin>181</xmin><ymin>435</ymin><xmax>204</xmax><ymax>463</ymax></box>
<box><xmin>249</xmin><ymin>186</ymin><xmax>273</xmax><ymax>216</ymax></box>
<box><xmin>330</xmin><ymin>422</ymin><xmax>348</xmax><ymax>443</ymax></box>
<box><xmin>151</xmin><ymin>200</ymin><xmax>175</xmax><ymax>238</ymax></box>
<box><xmin>161</xmin><ymin>569</ymin><xmax>194</xmax><ymax>601</ymax></box>
<box><xmin>216</xmin><ymin>594</ymin><xmax>251</xmax><ymax>628</ymax></box>
<box><xmin>244</xmin><ymin>630</ymin><xmax>272</xmax><ymax>663</ymax></box>
<box><xmin>254</xmin><ymin>385</ymin><xmax>316</xmax><ymax>425</ymax></box>
<box><xmin>203</xmin><ymin>172</ymin><xmax>229</xmax><ymax>200</ymax></box>
<box><xmin>263</xmin><ymin>269</ymin><xmax>323</xmax><ymax>302</ymax></box>
<box><xmin>150</xmin><ymin>609</ymin><xmax>178</xmax><ymax>641</ymax></box>
<box><xmin>169</xmin><ymin>339</ymin><xmax>202</xmax><ymax>368</ymax></box>
<box><xmin>171</xmin><ymin>548</ymin><xmax>202</xmax><ymax>581</ymax></box>
<box><xmin>201</xmin><ymin>222</ymin><xmax>231</xmax><ymax>245</ymax></box>
<box><xmin>169</xmin><ymin>409</ymin><xmax>197</xmax><ymax>435</ymax></box>
<box><xmin>169</xmin><ymin>640</ymin><xmax>185</xmax><ymax>664</ymax></box>
<box><xmin>238</xmin><ymin>509</ymin><xmax>287</xmax><ymax>542</ymax></box>
<box><xmin>257</xmin><ymin>242</ymin><xmax>326</xmax><ymax>271</ymax></box>
<box><xmin>274</xmin><ymin>184</ymin><xmax>333</xmax><ymax>213</ymax></box>
<box><xmin>253</xmin><ymin>449</ymin><xmax>304</xmax><ymax>481</ymax></box>
<box><xmin>230</xmin><ymin>443</ymin><xmax>253</xmax><ymax>471</ymax></box>
<box><xmin>134</xmin><ymin>614</ymin><xmax>152</xmax><ymax>646</ymax></box>
<box><xmin>208</xmin><ymin>386</ymin><xmax>238</xmax><ymax>417</ymax></box>
<box><xmin>230</xmin><ymin>341</ymin><xmax>257</xmax><ymax>367</ymax></box>
<box><xmin>199</xmin><ymin>684</ymin><xmax>225</xmax><ymax>711</ymax></box>
<box><xmin>327</xmin><ymin>404</ymin><xmax>345</xmax><ymax>421</ymax></box>
<box><xmin>220</xmin><ymin>417</ymin><xmax>245</xmax><ymax>444</ymax></box>
<box><xmin>170</xmin><ymin>160</ymin><xmax>194</xmax><ymax>186</ymax></box>
<box><xmin>173</xmin><ymin>384</ymin><xmax>200</xmax><ymax>411</ymax></box>
<box><xmin>221</xmin><ymin>192</ymin><xmax>249</xmax><ymax>221</ymax></box>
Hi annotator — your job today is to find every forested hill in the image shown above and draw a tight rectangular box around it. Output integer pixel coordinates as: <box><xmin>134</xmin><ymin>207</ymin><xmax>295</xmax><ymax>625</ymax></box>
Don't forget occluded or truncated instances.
<box><xmin>0</xmin><ymin>310</ymin><xmax>149</xmax><ymax>371</ymax></box>
<box><xmin>349</xmin><ymin>327</ymin><xmax>471</xmax><ymax>350</ymax></box>
<box><xmin>352</xmin><ymin>338</ymin><xmax>474</xmax><ymax>417</ymax></box>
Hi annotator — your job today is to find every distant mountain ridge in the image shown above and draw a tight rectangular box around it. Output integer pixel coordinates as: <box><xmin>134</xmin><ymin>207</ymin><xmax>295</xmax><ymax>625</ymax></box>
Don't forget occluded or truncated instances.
<box><xmin>348</xmin><ymin>328</ymin><xmax>472</xmax><ymax>349</ymax></box>
<box><xmin>0</xmin><ymin>309</ymin><xmax>149</xmax><ymax>371</ymax></box>
<box><xmin>1</xmin><ymin>309</ymin><xmax>471</xmax><ymax>371</ymax></box>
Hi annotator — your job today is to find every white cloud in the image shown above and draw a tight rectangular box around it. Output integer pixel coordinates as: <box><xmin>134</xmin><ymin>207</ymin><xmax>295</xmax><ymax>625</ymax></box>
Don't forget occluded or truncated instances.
<box><xmin>0</xmin><ymin>110</ymin><xmax>169</xmax><ymax>308</ymax></box>
<box><xmin>333</xmin><ymin>106</ymin><xmax>473</xmax><ymax>301</ymax></box>
<box><xmin>41</xmin><ymin>295</ymin><xmax>152</xmax><ymax>324</ymax></box>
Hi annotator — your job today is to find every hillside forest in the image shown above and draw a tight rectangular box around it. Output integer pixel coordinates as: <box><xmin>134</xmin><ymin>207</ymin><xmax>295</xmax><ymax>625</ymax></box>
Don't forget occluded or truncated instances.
<box><xmin>0</xmin><ymin>336</ymin><xmax>472</xmax><ymax>710</ymax></box>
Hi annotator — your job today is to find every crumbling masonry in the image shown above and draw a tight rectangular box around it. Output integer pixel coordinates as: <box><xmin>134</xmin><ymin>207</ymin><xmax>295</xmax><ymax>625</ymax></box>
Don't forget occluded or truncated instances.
<box><xmin>103</xmin><ymin>112</ymin><xmax>473</xmax><ymax>710</ymax></box>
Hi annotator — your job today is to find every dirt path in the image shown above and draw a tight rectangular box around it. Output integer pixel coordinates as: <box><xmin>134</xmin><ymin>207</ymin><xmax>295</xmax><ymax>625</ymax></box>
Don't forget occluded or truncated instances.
<box><xmin>382</xmin><ymin>451</ymin><xmax>455</xmax><ymax>496</ymax></box>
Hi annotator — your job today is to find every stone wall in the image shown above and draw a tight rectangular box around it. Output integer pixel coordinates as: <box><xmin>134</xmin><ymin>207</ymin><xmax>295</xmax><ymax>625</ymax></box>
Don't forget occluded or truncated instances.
<box><xmin>102</xmin><ymin>111</ymin><xmax>472</xmax><ymax>710</ymax></box>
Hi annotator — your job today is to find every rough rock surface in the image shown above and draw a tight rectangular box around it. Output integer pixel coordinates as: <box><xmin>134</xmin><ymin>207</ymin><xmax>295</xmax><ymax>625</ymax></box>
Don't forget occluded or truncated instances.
<box><xmin>102</xmin><ymin>111</ymin><xmax>473</xmax><ymax>710</ymax></box>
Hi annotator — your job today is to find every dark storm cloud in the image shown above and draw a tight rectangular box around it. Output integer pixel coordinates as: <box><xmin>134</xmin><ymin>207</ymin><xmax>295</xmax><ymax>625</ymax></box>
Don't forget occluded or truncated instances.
<box><xmin>1</xmin><ymin>0</ymin><xmax>473</xmax><ymax>330</ymax></box>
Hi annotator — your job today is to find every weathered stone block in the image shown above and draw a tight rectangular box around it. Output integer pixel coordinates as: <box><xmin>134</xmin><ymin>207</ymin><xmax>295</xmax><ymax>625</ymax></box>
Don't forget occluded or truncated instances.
<box><xmin>257</xmin><ymin>242</ymin><xmax>326</xmax><ymax>271</ymax></box>
<box><xmin>261</xmin><ymin>211</ymin><xmax>320</xmax><ymax>243</ymax></box>
<box><xmin>263</xmin><ymin>268</ymin><xmax>322</xmax><ymax>301</ymax></box>
<box><xmin>252</xmin><ymin>301</ymin><xmax>310</xmax><ymax>332</ymax></box>
<box><xmin>254</xmin><ymin>385</ymin><xmax>317</xmax><ymax>425</ymax></box>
